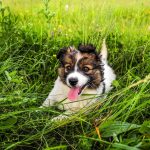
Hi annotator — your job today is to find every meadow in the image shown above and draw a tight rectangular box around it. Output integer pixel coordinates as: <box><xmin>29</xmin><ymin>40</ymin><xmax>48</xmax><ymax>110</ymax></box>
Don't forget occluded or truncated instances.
<box><xmin>0</xmin><ymin>0</ymin><xmax>150</xmax><ymax>149</ymax></box>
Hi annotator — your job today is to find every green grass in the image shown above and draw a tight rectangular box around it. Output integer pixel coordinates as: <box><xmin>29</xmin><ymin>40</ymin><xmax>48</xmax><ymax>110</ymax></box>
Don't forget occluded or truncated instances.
<box><xmin>0</xmin><ymin>0</ymin><xmax>150</xmax><ymax>149</ymax></box>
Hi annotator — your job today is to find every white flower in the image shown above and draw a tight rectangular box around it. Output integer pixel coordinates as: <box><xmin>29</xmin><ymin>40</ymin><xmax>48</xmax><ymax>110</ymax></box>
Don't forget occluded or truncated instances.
<box><xmin>65</xmin><ymin>4</ymin><xmax>69</xmax><ymax>11</ymax></box>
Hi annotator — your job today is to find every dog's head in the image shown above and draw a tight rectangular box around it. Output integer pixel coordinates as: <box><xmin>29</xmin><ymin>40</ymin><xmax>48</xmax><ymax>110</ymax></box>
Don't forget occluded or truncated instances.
<box><xmin>57</xmin><ymin>40</ymin><xmax>107</xmax><ymax>101</ymax></box>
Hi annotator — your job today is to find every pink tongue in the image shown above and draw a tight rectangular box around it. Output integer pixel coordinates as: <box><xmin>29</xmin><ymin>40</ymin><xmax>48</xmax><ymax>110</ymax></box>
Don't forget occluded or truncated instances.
<box><xmin>68</xmin><ymin>87</ymin><xmax>80</xmax><ymax>101</ymax></box>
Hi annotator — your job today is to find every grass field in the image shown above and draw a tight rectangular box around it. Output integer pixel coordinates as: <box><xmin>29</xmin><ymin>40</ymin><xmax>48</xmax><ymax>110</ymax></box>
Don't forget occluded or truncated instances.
<box><xmin>0</xmin><ymin>0</ymin><xmax>150</xmax><ymax>149</ymax></box>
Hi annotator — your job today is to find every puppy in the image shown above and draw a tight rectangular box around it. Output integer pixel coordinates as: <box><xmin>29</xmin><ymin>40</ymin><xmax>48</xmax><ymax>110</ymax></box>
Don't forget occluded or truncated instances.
<box><xmin>41</xmin><ymin>40</ymin><xmax>116</xmax><ymax>121</ymax></box>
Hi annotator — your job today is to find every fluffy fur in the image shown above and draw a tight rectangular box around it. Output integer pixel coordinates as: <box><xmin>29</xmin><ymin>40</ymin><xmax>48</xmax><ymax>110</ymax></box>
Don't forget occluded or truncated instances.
<box><xmin>41</xmin><ymin>40</ymin><xmax>116</xmax><ymax>121</ymax></box>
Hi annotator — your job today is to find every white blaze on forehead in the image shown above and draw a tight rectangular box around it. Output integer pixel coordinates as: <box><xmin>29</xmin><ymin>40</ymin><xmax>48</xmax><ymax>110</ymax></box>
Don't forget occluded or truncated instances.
<box><xmin>74</xmin><ymin>51</ymin><xmax>82</xmax><ymax>71</ymax></box>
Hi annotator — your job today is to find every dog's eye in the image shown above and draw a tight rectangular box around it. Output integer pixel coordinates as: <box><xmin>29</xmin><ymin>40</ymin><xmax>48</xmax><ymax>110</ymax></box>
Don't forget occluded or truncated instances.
<box><xmin>82</xmin><ymin>66</ymin><xmax>90</xmax><ymax>72</ymax></box>
<box><xmin>65</xmin><ymin>65</ymin><xmax>71</xmax><ymax>71</ymax></box>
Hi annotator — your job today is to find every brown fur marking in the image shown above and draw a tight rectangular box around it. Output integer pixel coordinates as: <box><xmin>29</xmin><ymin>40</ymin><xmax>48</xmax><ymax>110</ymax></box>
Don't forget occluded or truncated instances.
<box><xmin>78</xmin><ymin>53</ymin><xmax>102</xmax><ymax>88</ymax></box>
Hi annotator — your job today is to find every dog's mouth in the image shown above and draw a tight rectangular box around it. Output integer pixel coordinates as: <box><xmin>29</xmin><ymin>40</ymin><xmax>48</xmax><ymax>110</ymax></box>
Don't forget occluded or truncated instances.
<box><xmin>67</xmin><ymin>85</ymin><xmax>87</xmax><ymax>101</ymax></box>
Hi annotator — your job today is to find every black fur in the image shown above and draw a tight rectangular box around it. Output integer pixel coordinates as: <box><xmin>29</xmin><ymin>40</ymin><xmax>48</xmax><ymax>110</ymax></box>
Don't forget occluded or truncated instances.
<box><xmin>57</xmin><ymin>47</ymin><xmax>68</xmax><ymax>60</ymax></box>
<box><xmin>57</xmin><ymin>44</ymin><xmax>97</xmax><ymax>60</ymax></box>
<box><xmin>78</xmin><ymin>44</ymin><xmax>96</xmax><ymax>53</ymax></box>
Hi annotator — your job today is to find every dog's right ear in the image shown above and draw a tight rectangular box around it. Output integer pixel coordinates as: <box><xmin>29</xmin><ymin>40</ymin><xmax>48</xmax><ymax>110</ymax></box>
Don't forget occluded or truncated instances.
<box><xmin>78</xmin><ymin>44</ymin><xmax>96</xmax><ymax>53</ymax></box>
<box><xmin>100</xmin><ymin>39</ymin><xmax>107</xmax><ymax>61</ymax></box>
<box><xmin>57</xmin><ymin>47</ymin><xmax>68</xmax><ymax>61</ymax></box>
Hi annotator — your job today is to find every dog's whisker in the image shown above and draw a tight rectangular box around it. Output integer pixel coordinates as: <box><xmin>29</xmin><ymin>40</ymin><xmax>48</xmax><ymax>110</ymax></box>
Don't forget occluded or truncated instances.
<box><xmin>88</xmin><ymin>82</ymin><xmax>96</xmax><ymax>88</ymax></box>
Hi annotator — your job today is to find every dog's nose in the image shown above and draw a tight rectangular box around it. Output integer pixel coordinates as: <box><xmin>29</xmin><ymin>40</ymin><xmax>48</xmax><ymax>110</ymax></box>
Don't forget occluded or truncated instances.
<box><xmin>69</xmin><ymin>78</ymin><xmax>78</xmax><ymax>86</ymax></box>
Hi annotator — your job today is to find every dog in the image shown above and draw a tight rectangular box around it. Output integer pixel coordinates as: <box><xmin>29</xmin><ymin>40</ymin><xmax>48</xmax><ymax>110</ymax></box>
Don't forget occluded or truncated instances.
<box><xmin>41</xmin><ymin>40</ymin><xmax>116</xmax><ymax>121</ymax></box>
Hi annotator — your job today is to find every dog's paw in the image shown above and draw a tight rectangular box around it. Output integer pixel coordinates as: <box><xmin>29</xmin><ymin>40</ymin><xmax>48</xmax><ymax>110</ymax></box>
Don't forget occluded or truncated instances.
<box><xmin>51</xmin><ymin>114</ymin><xmax>68</xmax><ymax>122</ymax></box>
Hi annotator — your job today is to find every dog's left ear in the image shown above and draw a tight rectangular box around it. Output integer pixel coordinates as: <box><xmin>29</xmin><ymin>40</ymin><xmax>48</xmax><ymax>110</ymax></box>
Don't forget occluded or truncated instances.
<box><xmin>100</xmin><ymin>39</ymin><xmax>107</xmax><ymax>61</ymax></box>
<box><xmin>57</xmin><ymin>46</ymin><xmax>76</xmax><ymax>61</ymax></box>
<box><xmin>57</xmin><ymin>47</ymin><xmax>68</xmax><ymax>60</ymax></box>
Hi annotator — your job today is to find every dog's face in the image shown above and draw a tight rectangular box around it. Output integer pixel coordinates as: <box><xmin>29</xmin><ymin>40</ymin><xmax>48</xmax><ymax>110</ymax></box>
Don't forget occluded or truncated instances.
<box><xmin>57</xmin><ymin>44</ymin><xmax>103</xmax><ymax>100</ymax></box>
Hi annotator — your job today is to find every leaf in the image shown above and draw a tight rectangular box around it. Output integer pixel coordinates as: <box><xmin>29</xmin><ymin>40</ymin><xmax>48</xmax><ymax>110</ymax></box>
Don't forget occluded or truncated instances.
<box><xmin>0</xmin><ymin>116</ymin><xmax>17</xmax><ymax>130</ymax></box>
<box><xmin>112</xmin><ymin>80</ymin><xmax>120</xmax><ymax>88</ymax></box>
<box><xmin>5</xmin><ymin>71</ymin><xmax>12</xmax><ymax>81</ymax></box>
<box><xmin>99</xmin><ymin>121</ymin><xmax>140</xmax><ymax>137</ymax></box>
<box><xmin>139</xmin><ymin>121</ymin><xmax>150</xmax><ymax>134</ymax></box>
<box><xmin>112</xmin><ymin>143</ymin><xmax>140</xmax><ymax>150</ymax></box>
<box><xmin>44</xmin><ymin>145</ymin><xmax>67</xmax><ymax>150</ymax></box>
